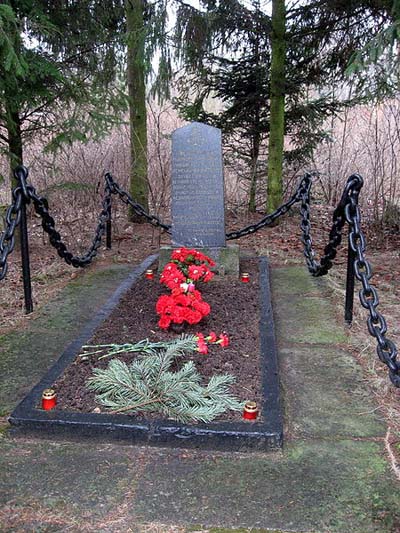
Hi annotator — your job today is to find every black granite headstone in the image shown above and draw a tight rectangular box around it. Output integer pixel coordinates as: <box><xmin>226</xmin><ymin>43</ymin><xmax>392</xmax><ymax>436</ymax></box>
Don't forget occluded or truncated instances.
<box><xmin>171</xmin><ymin>122</ymin><xmax>226</xmax><ymax>247</ymax></box>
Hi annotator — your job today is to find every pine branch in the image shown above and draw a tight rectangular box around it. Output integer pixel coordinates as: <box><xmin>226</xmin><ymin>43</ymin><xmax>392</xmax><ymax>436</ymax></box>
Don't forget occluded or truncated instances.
<box><xmin>109</xmin><ymin>396</ymin><xmax>162</xmax><ymax>414</ymax></box>
<box><xmin>87</xmin><ymin>342</ymin><xmax>243</xmax><ymax>423</ymax></box>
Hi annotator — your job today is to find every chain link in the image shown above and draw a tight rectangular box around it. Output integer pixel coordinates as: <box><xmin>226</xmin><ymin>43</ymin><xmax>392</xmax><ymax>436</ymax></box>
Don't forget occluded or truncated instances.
<box><xmin>0</xmin><ymin>187</ymin><xmax>23</xmax><ymax>280</ymax></box>
<box><xmin>104</xmin><ymin>172</ymin><xmax>309</xmax><ymax>240</ymax></box>
<box><xmin>105</xmin><ymin>173</ymin><xmax>172</xmax><ymax>232</ymax></box>
<box><xmin>225</xmin><ymin>176</ymin><xmax>310</xmax><ymax>240</ymax></box>
<box><xmin>27</xmin><ymin>182</ymin><xmax>112</xmax><ymax>268</ymax></box>
<box><xmin>344</xmin><ymin>180</ymin><xmax>400</xmax><ymax>386</ymax></box>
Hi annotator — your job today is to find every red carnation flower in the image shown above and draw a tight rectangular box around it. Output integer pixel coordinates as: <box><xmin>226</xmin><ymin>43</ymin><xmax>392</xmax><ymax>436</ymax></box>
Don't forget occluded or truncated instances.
<box><xmin>174</xmin><ymin>293</ymin><xmax>191</xmax><ymax>306</ymax></box>
<box><xmin>155</xmin><ymin>294</ymin><xmax>173</xmax><ymax>314</ymax></box>
<box><xmin>171</xmin><ymin>287</ymin><xmax>184</xmax><ymax>296</ymax></box>
<box><xmin>197</xmin><ymin>340</ymin><xmax>208</xmax><ymax>354</ymax></box>
<box><xmin>193</xmin><ymin>300</ymin><xmax>210</xmax><ymax>316</ymax></box>
<box><xmin>218</xmin><ymin>333</ymin><xmax>230</xmax><ymax>347</ymax></box>
<box><xmin>207</xmin><ymin>331</ymin><xmax>218</xmax><ymax>343</ymax></box>
<box><xmin>191</xmin><ymin>289</ymin><xmax>202</xmax><ymax>300</ymax></box>
<box><xmin>186</xmin><ymin>309</ymin><xmax>203</xmax><ymax>324</ymax></box>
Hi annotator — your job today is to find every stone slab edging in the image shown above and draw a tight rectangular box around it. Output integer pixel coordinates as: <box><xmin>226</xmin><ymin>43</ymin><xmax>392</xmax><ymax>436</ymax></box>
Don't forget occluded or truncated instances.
<box><xmin>9</xmin><ymin>255</ymin><xmax>283</xmax><ymax>451</ymax></box>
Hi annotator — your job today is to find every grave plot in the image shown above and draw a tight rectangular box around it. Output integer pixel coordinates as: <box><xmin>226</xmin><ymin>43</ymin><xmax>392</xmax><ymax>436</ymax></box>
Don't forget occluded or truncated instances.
<box><xmin>9</xmin><ymin>121</ymin><xmax>282</xmax><ymax>450</ymax></box>
<box><xmin>9</xmin><ymin>254</ymin><xmax>283</xmax><ymax>451</ymax></box>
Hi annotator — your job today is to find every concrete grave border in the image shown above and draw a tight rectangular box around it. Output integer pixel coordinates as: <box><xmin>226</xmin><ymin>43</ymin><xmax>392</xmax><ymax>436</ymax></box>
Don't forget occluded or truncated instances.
<box><xmin>9</xmin><ymin>255</ymin><xmax>283</xmax><ymax>451</ymax></box>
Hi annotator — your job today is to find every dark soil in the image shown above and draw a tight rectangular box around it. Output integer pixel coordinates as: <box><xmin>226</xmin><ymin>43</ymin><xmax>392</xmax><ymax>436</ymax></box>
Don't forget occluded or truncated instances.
<box><xmin>54</xmin><ymin>258</ymin><xmax>263</xmax><ymax>422</ymax></box>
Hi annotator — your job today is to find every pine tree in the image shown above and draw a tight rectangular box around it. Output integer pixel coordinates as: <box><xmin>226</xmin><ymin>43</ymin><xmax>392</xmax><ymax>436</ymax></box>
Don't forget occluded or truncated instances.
<box><xmin>173</xmin><ymin>0</ymin><xmax>393</xmax><ymax>211</ymax></box>
<box><xmin>174</xmin><ymin>1</ymin><xmax>270</xmax><ymax>212</ymax></box>
<box><xmin>0</xmin><ymin>1</ymin><xmax>127</xmax><ymax>184</ymax></box>
<box><xmin>346</xmin><ymin>0</ymin><xmax>400</xmax><ymax>96</ymax></box>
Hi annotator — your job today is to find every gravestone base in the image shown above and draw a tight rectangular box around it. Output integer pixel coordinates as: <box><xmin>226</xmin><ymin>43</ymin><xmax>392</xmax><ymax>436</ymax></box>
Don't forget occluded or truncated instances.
<box><xmin>159</xmin><ymin>244</ymin><xmax>240</xmax><ymax>276</ymax></box>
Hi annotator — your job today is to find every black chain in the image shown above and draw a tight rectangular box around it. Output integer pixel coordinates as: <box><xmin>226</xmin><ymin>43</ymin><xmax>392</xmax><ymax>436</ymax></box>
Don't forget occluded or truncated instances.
<box><xmin>27</xmin><ymin>181</ymin><xmax>112</xmax><ymax>268</ymax></box>
<box><xmin>105</xmin><ymin>173</ymin><xmax>172</xmax><ymax>232</ymax></box>
<box><xmin>105</xmin><ymin>173</ymin><xmax>310</xmax><ymax>240</ymax></box>
<box><xmin>344</xmin><ymin>179</ymin><xmax>400</xmax><ymax>386</ymax></box>
<box><xmin>225</xmin><ymin>176</ymin><xmax>310</xmax><ymax>240</ymax></box>
<box><xmin>0</xmin><ymin>187</ymin><xmax>23</xmax><ymax>280</ymax></box>
<box><xmin>299</xmin><ymin>174</ymin><xmax>362</xmax><ymax>277</ymax></box>
<box><xmin>2</xmin><ymin>167</ymin><xmax>399</xmax><ymax>387</ymax></box>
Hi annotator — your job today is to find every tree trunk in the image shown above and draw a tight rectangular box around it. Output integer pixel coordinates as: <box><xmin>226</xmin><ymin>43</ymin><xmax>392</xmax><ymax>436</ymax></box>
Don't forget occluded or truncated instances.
<box><xmin>248</xmin><ymin>132</ymin><xmax>260</xmax><ymax>212</ymax></box>
<box><xmin>267</xmin><ymin>0</ymin><xmax>286</xmax><ymax>213</ymax></box>
<box><xmin>125</xmin><ymin>0</ymin><xmax>149</xmax><ymax>220</ymax></box>
<box><xmin>249</xmin><ymin>21</ymin><xmax>261</xmax><ymax>214</ymax></box>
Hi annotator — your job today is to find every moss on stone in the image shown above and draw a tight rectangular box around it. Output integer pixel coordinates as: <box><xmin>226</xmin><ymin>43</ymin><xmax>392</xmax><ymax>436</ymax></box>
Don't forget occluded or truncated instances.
<box><xmin>135</xmin><ymin>440</ymin><xmax>400</xmax><ymax>532</ymax></box>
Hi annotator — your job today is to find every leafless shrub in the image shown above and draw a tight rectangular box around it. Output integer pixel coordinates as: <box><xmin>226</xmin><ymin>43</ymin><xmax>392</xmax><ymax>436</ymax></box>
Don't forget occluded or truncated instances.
<box><xmin>312</xmin><ymin>99</ymin><xmax>400</xmax><ymax>230</ymax></box>
<box><xmin>147</xmin><ymin>101</ymin><xmax>183</xmax><ymax>218</ymax></box>
<box><xmin>0</xmin><ymin>102</ymin><xmax>182</xmax><ymax>220</ymax></box>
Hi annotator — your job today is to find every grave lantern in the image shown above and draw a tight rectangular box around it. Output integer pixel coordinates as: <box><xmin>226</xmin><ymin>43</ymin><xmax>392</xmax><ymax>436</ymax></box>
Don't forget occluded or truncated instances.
<box><xmin>42</xmin><ymin>388</ymin><xmax>57</xmax><ymax>410</ymax></box>
<box><xmin>243</xmin><ymin>401</ymin><xmax>258</xmax><ymax>420</ymax></box>
<box><xmin>145</xmin><ymin>269</ymin><xmax>154</xmax><ymax>280</ymax></box>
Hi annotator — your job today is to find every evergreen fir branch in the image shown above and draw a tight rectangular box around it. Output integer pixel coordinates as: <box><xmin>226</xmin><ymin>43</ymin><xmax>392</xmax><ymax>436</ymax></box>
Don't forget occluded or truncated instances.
<box><xmin>88</xmin><ymin>360</ymin><xmax>143</xmax><ymax>398</ymax></box>
<box><xmin>87</xmin><ymin>344</ymin><xmax>244</xmax><ymax>423</ymax></box>
<box><xmin>108</xmin><ymin>396</ymin><xmax>163</xmax><ymax>414</ymax></box>
<box><xmin>162</xmin><ymin>335</ymin><xmax>200</xmax><ymax>357</ymax></box>
<box><xmin>0</xmin><ymin>5</ymin><xmax>27</xmax><ymax>76</ymax></box>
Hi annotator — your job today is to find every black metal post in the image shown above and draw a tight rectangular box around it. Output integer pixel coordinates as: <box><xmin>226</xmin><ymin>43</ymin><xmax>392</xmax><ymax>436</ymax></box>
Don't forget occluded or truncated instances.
<box><xmin>344</xmin><ymin>229</ymin><xmax>356</xmax><ymax>325</ymax></box>
<box><xmin>15</xmin><ymin>167</ymin><xmax>33</xmax><ymax>314</ymax></box>
<box><xmin>106</xmin><ymin>200</ymin><xmax>112</xmax><ymax>249</ymax></box>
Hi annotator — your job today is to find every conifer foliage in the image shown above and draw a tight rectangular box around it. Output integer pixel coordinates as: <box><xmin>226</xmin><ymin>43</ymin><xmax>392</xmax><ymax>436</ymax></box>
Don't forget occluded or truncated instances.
<box><xmin>86</xmin><ymin>336</ymin><xmax>243</xmax><ymax>423</ymax></box>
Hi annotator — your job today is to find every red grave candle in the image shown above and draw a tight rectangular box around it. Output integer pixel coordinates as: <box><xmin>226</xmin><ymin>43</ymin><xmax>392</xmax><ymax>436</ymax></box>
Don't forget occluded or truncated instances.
<box><xmin>145</xmin><ymin>269</ymin><xmax>154</xmax><ymax>280</ymax></box>
<box><xmin>42</xmin><ymin>388</ymin><xmax>57</xmax><ymax>410</ymax></box>
<box><xmin>243</xmin><ymin>401</ymin><xmax>258</xmax><ymax>420</ymax></box>
<box><xmin>241</xmin><ymin>272</ymin><xmax>250</xmax><ymax>283</ymax></box>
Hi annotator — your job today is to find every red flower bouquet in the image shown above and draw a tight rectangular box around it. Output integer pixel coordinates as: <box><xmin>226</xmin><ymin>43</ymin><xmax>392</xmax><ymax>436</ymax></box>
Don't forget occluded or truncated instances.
<box><xmin>156</xmin><ymin>288</ymin><xmax>211</xmax><ymax>329</ymax></box>
<box><xmin>157</xmin><ymin>248</ymin><xmax>215</xmax><ymax>329</ymax></box>
<box><xmin>168</xmin><ymin>247</ymin><xmax>215</xmax><ymax>284</ymax></box>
